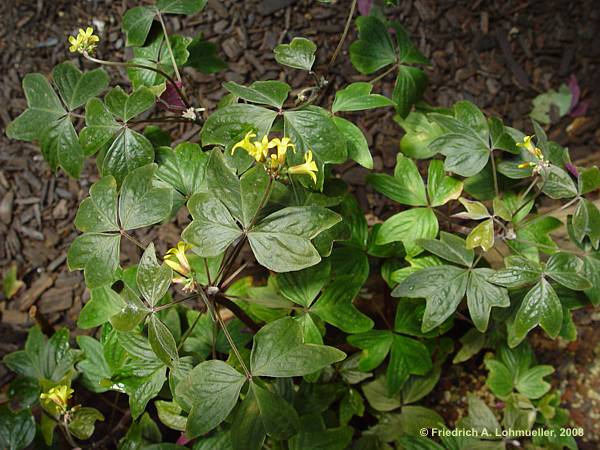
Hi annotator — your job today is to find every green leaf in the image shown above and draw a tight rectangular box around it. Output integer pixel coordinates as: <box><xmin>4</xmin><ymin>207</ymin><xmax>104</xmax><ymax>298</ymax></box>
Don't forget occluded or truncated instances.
<box><xmin>393</xmin><ymin>66</ymin><xmax>427</xmax><ymax>118</ymax></box>
<box><xmin>156</xmin><ymin>143</ymin><xmax>208</xmax><ymax>197</ymax></box>
<box><xmin>429</xmin><ymin>133</ymin><xmax>489</xmax><ymax>177</ymax></box>
<box><xmin>40</xmin><ymin>116</ymin><xmax>84</xmax><ymax>177</ymax></box>
<box><xmin>186</xmin><ymin>35</ymin><xmax>227</xmax><ymax>74</ymax></box>
<box><xmin>332</xmin><ymin>82</ymin><xmax>395</xmax><ymax>113</ymax></box>
<box><xmin>393</xmin><ymin>265</ymin><xmax>468</xmax><ymax>332</ymax></box>
<box><xmin>101</xmin><ymin>128</ymin><xmax>155</xmax><ymax>185</ymax></box>
<box><xmin>467</xmin><ymin>268</ymin><xmax>510</xmax><ymax>332</ymax></box>
<box><xmin>515</xmin><ymin>365</ymin><xmax>554</xmax><ymax>399</ymax></box>
<box><xmin>230</xmin><ymin>388</ymin><xmax>266</xmax><ymax>450</ymax></box>
<box><xmin>78</xmin><ymin>286</ymin><xmax>124</xmax><ymax>329</ymax></box>
<box><xmin>284</xmin><ymin>107</ymin><xmax>348</xmax><ymax>188</ymax></box>
<box><xmin>349</xmin><ymin>16</ymin><xmax>396</xmax><ymax>75</ymax></box>
<box><xmin>397</xmin><ymin>112</ymin><xmax>444</xmax><ymax>160</ymax></box>
<box><xmin>148</xmin><ymin>315</ymin><xmax>179</xmax><ymax>367</ymax></box>
<box><xmin>157</xmin><ymin>0</ymin><xmax>207</xmax><ymax>14</ymax></box>
<box><xmin>427</xmin><ymin>160</ymin><xmax>463</xmax><ymax>207</ymax></box>
<box><xmin>177</xmin><ymin>360</ymin><xmax>246</xmax><ymax>438</ymax></box>
<box><xmin>459</xmin><ymin>395</ymin><xmax>501</xmax><ymax>435</ymax></box>
<box><xmin>578</xmin><ymin>166</ymin><xmax>600</xmax><ymax>194</ymax></box>
<box><xmin>333</xmin><ymin>116</ymin><xmax>373</xmax><ymax>169</ymax></box>
<box><xmin>488</xmin><ymin>117</ymin><xmax>517</xmax><ymax>153</ymax></box>
<box><xmin>489</xmin><ymin>256</ymin><xmax>543</xmax><ymax>288</ymax></box>
<box><xmin>76</xmin><ymin>335</ymin><xmax>112</xmax><ymax>393</ymax></box>
<box><xmin>362</xmin><ymin>375</ymin><xmax>401</xmax><ymax>412</ymax></box>
<box><xmin>278</xmin><ymin>260</ymin><xmax>330</xmax><ymax>307</ymax></box>
<box><xmin>74</xmin><ymin>176</ymin><xmax>119</xmax><ymax>232</ymax></box>
<box><xmin>252</xmin><ymin>382</ymin><xmax>300</xmax><ymax>439</ymax></box>
<box><xmin>3</xmin><ymin>327</ymin><xmax>76</xmax><ymax>383</ymax></box>
<box><xmin>289</xmin><ymin>425</ymin><xmax>353</xmax><ymax>450</ymax></box>
<box><xmin>223</xmin><ymin>80</ymin><xmax>290</xmax><ymax>109</ymax></box>
<box><xmin>201</xmin><ymin>104</ymin><xmax>277</xmax><ymax>150</ymax></box>
<box><xmin>311</xmin><ymin>275</ymin><xmax>374</xmax><ymax>333</ymax></box>
<box><xmin>250</xmin><ymin>317</ymin><xmax>346</xmax><ymax>377</ymax></box>
<box><xmin>514</xmin><ymin>279</ymin><xmax>562</xmax><ymax>342</ymax></box>
<box><xmin>347</xmin><ymin>330</ymin><xmax>393</xmax><ymax>371</ymax></box>
<box><xmin>572</xmin><ymin>199</ymin><xmax>600</xmax><ymax>248</ymax></box>
<box><xmin>68</xmin><ymin>407</ymin><xmax>104</xmax><ymax>440</ymax></box>
<box><xmin>367</xmin><ymin>153</ymin><xmax>427</xmax><ymax>206</ymax></box>
<box><xmin>6</xmin><ymin>73</ymin><xmax>65</xmax><ymax>142</ymax></box>
<box><xmin>273</xmin><ymin>37</ymin><xmax>317</xmax><ymax>71</ymax></box>
<box><xmin>118</xmin><ymin>164</ymin><xmax>173</xmax><ymax>230</ymax></box>
<box><xmin>485</xmin><ymin>359</ymin><xmax>514</xmax><ymax>398</ymax></box>
<box><xmin>466</xmin><ymin>218</ymin><xmax>494</xmax><ymax>252</ymax></box>
<box><xmin>137</xmin><ymin>243</ymin><xmax>172</xmax><ymax>307</ymax></box>
<box><xmin>182</xmin><ymin>193</ymin><xmax>242</xmax><ymax>257</ymax></box>
<box><xmin>418</xmin><ymin>232</ymin><xmax>473</xmax><ymax>266</ymax></box>
<box><xmin>453</xmin><ymin>328</ymin><xmax>485</xmax><ymax>364</ymax></box>
<box><xmin>539</xmin><ymin>165</ymin><xmax>578</xmax><ymax>199</ymax></box>
<box><xmin>105</xmin><ymin>86</ymin><xmax>156</xmax><ymax>123</ymax></box>
<box><xmin>387</xmin><ymin>334</ymin><xmax>431</xmax><ymax>395</ymax></box>
<box><xmin>204</xmin><ymin>148</ymin><xmax>243</xmax><ymax>219</ymax></box>
<box><xmin>376</xmin><ymin>207</ymin><xmax>438</xmax><ymax>257</ymax></box>
<box><xmin>155</xmin><ymin>400</ymin><xmax>187</xmax><ymax>432</ymax></box>
<box><xmin>110</xmin><ymin>285</ymin><xmax>149</xmax><ymax>331</ymax></box>
<box><xmin>0</xmin><ymin>406</ymin><xmax>35</xmax><ymax>450</ymax></box>
<box><xmin>240</xmin><ymin>165</ymin><xmax>270</xmax><ymax>227</ymax></box>
<box><xmin>545</xmin><ymin>252</ymin><xmax>591</xmax><ymax>290</ymax></box>
<box><xmin>583</xmin><ymin>254</ymin><xmax>600</xmax><ymax>305</ymax></box>
<box><xmin>79</xmin><ymin>98</ymin><xmax>121</xmax><ymax>156</ymax></box>
<box><xmin>67</xmin><ymin>233</ymin><xmax>121</xmax><ymax>288</ymax></box>
<box><xmin>530</xmin><ymin>84</ymin><xmax>572</xmax><ymax>125</ymax></box>
<box><xmin>128</xmin><ymin>33</ymin><xmax>191</xmax><ymax>88</ymax></box>
<box><xmin>248</xmin><ymin>206</ymin><xmax>341</xmax><ymax>272</ymax></box>
<box><xmin>122</xmin><ymin>6</ymin><xmax>156</xmax><ymax>47</ymax></box>
<box><xmin>52</xmin><ymin>62</ymin><xmax>109</xmax><ymax>111</ymax></box>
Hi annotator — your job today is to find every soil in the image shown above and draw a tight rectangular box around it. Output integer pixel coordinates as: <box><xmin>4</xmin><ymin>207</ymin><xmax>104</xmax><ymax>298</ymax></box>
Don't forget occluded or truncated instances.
<box><xmin>1</xmin><ymin>0</ymin><xmax>599</xmax><ymax>448</ymax></box>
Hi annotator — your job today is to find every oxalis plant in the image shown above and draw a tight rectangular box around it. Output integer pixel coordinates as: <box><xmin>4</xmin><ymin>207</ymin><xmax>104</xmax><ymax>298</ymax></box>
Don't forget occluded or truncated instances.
<box><xmin>2</xmin><ymin>1</ymin><xmax>599</xmax><ymax>449</ymax></box>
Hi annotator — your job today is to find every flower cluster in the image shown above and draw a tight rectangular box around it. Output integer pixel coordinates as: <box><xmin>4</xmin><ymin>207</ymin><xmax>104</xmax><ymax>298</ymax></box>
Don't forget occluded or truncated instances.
<box><xmin>517</xmin><ymin>135</ymin><xmax>549</xmax><ymax>174</ymax></box>
<box><xmin>68</xmin><ymin>27</ymin><xmax>100</xmax><ymax>54</ymax></box>
<box><xmin>40</xmin><ymin>385</ymin><xmax>74</xmax><ymax>414</ymax></box>
<box><xmin>232</xmin><ymin>132</ymin><xmax>318</xmax><ymax>183</ymax></box>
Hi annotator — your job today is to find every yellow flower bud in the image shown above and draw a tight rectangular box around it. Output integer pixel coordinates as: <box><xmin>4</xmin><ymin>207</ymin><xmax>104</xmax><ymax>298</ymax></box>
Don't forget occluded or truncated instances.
<box><xmin>164</xmin><ymin>241</ymin><xmax>192</xmax><ymax>278</ymax></box>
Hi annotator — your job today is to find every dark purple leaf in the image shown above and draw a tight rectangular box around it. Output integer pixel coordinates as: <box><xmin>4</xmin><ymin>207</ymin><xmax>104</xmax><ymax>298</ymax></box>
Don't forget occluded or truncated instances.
<box><xmin>357</xmin><ymin>0</ymin><xmax>373</xmax><ymax>15</ymax></box>
<box><xmin>158</xmin><ymin>81</ymin><xmax>186</xmax><ymax>112</ymax></box>
<box><xmin>565</xmin><ymin>163</ymin><xmax>579</xmax><ymax>178</ymax></box>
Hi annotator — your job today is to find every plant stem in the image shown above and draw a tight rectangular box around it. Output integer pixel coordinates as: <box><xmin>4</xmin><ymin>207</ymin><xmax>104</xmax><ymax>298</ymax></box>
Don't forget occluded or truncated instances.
<box><xmin>329</xmin><ymin>0</ymin><xmax>357</xmax><ymax>68</ymax></box>
<box><xmin>128</xmin><ymin>116</ymin><xmax>195</xmax><ymax>125</ymax></box>
<box><xmin>177</xmin><ymin>307</ymin><xmax>204</xmax><ymax>352</ymax></box>
<box><xmin>153</xmin><ymin>293</ymin><xmax>198</xmax><ymax>312</ymax></box>
<box><xmin>199</xmin><ymin>289</ymin><xmax>252</xmax><ymax>379</ymax></box>
<box><xmin>490</xmin><ymin>150</ymin><xmax>499</xmax><ymax>198</ymax></box>
<box><xmin>519</xmin><ymin>196</ymin><xmax>580</xmax><ymax>228</ymax></box>
<box><xmin>120</xmin><ymin>230</ymin><xmax>145</xmax><ymax>249</ymax></box>
<box><xmin>215</xmin><ymin>293</ymin><xmax>260</xmax><ymax>332</ymax></box>
<box><xmin>370</xmin><ymin>64</ymin><xmax>398</xmax><ymax>84</ymax></box>
<box><xmin>157</xmin><ymin>11</ymin><xmax>183</xmax><ymax>84</ymax></box>
<box><xmin>83</xmin><ymin>52</ymin><xmax>190</xmax><ymax>108</ymax></box>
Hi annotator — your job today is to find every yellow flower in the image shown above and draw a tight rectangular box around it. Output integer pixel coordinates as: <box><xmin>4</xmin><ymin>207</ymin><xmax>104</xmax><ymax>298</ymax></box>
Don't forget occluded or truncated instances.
<box><xmin>164</xmin><ymin>241</ymin><xmax>192</xmax><ymax>277</ymax></box>
<box><xmin>231</xmin><ymin>131</ymin><xmax>270</xmax><ymax>162</ymax></box>
<box><xmin>517</xmin><ymin>161</ymin><xmax>537</xmax><ymax>169</ymax></box>
<box><xmin>68</xmin><ymin>27</ymin><xmax>100</xmax><ymax>54</ymax></box>
<box><xmin>269</xmin><ymin>137</ymin><xmax>295</xmax><ymax>166</ymax></box>
<box><xmin>40</xmin><ymin>385</ymin><xmax>74</xmax><ymax>411</ymax></box>
<box><xmin>288</xmin><ymin>150</ymin><xmax>318</xmax><ymax>184</ymax></box>
<box><xmin>517</xmin><ymin>135</ymin><xmax>544</xmax><ymax>160</ymax></box>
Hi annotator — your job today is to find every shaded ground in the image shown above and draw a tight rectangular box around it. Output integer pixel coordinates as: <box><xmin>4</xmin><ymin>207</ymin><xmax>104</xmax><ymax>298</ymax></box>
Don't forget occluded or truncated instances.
<box><xmin>1</xmin><ymin>0</ymin><xmax>599</xmax><ymax>447</ymax></box>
